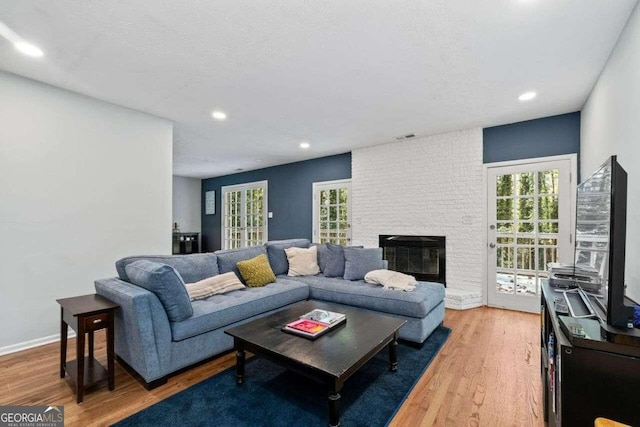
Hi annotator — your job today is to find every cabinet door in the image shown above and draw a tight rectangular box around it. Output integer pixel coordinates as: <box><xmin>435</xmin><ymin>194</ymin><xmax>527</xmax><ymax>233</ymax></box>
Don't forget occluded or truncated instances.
<box><xmin>563</xmin><ymin>346</ymin><xmax>640</xmax><ymax>426</ymax></box>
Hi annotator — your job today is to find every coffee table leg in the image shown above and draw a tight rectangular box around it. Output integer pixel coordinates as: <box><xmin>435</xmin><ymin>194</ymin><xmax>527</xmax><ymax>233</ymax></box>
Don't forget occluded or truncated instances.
<box><xmin>389</xmin><ymin>333</ymin><xmax>398</xmax><ymax>372</ymax></box>
<box><xmin>236</xmin><ymin>348</ymin><xmax>245</xmax><ymax>385</ymax></box>
<box><xmin>329</xmin><ymin>382</ymin><xmax>342</xmax><ymax>427</ymax></box>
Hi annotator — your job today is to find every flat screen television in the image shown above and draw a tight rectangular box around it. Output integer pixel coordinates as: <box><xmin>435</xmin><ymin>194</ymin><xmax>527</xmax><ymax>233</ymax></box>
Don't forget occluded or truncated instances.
<box><xmin>574</xmin><ymin>155</ymin><xmax>635</xmax><ymax>329</ymax></box>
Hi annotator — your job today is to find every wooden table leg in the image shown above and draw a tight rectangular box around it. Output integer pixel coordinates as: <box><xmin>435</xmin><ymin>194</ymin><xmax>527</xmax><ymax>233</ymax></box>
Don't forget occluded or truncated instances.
<box><xmin>76</xmin><ymin>324</ymin><xmax>85</xmax><ymax>404</ymax></box>
<box><xmin>328</xmin><ymin>382</ymin><xmax>342</xmax><ymax>427</ymax></box>
<box><xmin>236</xmin><ymin>347</ymin><xmax>245</xmax><ymax>385</ymax></box>
<box><xmin>60</xmin><ymin>310</ymin><xmax>67</xmax><ymax>379</ymax></box>
<box><xmin>389</xmin><ymin>333</ymin><xmax>398</xmax><ymax>372</ymax></box>
<box><xmin>107</xmin><ymin>313</ymin><xmax>115</xmax><ymax>390</ymax></box>
<box><xmin>88</xmin><ymin>330</ymin><xmax>94</xmax><ymax>360</ymax></box>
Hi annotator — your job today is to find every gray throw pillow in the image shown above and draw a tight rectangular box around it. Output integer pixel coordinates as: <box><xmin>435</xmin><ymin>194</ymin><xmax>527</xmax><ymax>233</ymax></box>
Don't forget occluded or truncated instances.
<box><xmin>343</xmin><ymin>247</ymin><xmax>385</xmax><ymax>281</ymax></box>
<box><xmin>125</xmin><ymin>260</ymin><xmax>193</xmax><ymax>321</ymax></box>
<box><xmin>323</xmin><ymin>243</ymin><xmax>347</xmax><ymax>277</ymax></box>
<box><xmin>314</xmin><ymin>243</ymin><xmax>329</xmax><ymax>273</ymax></box>
<box><xmin>320</xmin><ymin>244</ymin><xmax>365</xmax><ymax>277</ymax></box>
<box><xmin>265</xmin><ymin>239</ymin><xmax>311</xmax><ymax>275</ymax></box>
<box><xmin>215</xmin><ymin>245</ymin><xmax>268</xmax><ymax>283</ymax></box>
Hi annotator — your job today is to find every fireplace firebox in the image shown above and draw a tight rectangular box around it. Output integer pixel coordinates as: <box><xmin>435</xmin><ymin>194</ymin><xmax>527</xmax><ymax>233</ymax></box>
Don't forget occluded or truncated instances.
<box><xmin>379</xmin><ymin>235</ymin><xmax>446</xmax><ymax>285</ymax></box>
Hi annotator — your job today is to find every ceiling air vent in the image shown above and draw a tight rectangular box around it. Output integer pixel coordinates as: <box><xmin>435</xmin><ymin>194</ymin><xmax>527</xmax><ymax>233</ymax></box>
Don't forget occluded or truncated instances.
<box><xmin>395</xmin><ymin>133</ymin><xmax>416</xmax><ymax>141</ymax></box>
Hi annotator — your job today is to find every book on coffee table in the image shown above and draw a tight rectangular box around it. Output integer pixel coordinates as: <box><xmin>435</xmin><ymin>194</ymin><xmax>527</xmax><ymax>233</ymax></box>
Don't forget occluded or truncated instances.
<box><xmin>300</xmin><ymin>309</ymin><xmax>346</xmax><ymax>325</ymax></box>
<box><xmin>283</xmin><ymin>310</ymin><xmax>346</xmax><ymax>339</ymax></box>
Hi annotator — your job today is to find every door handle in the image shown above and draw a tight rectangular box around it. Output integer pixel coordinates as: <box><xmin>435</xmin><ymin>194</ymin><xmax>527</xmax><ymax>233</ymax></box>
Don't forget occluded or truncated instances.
<box><xmin>489</xmin><ymin>243</ymin><xmax>496</xmax><ymax>248</ymax></box>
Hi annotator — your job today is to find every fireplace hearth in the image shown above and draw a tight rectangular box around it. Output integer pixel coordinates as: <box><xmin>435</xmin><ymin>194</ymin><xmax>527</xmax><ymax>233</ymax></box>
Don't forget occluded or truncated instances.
<box><xmin>379</xmin><ymin>235</ymin><xmax>446</xmax><ymax>285</ymax></box>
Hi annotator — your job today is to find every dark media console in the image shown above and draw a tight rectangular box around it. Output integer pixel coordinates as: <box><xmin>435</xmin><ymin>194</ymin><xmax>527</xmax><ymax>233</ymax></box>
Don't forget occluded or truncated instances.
<box><xmin>541</xmin><ymin>281</ymin><xmax>640</xmax><ymax>426</ymax></box>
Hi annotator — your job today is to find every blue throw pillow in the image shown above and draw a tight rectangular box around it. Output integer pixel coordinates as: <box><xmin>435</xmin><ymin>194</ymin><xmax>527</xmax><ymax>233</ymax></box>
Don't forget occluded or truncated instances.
<box><xmin>343</xmin><ymin>247</ymin><xmax>385</xmax><ymax>281</ymax></box>
<box><xmin>314</xmin><ymin>243</ymin><xmax>328</xmax><ymax>273</ymax></box>
<box><xmin>323</xmin><ymin>243</ymin><xmax>347</xmax><ymax>277</ymax></box>
<box><xmin>125</xmin><ymin>260</ymin><xmax>193</xmax><ymax>322</ymax></box>
<box><xmin>265</xmin><ymin>239</ymin><xmax>311</xmax><ymax>275</ymax></box>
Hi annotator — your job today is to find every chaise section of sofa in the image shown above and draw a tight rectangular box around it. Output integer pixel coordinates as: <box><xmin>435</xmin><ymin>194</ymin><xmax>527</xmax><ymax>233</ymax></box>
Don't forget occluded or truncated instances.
<box><xmin>285</xmin><ymin>275</ymin><xmax>445</xmax><ymax>343</ymax></box>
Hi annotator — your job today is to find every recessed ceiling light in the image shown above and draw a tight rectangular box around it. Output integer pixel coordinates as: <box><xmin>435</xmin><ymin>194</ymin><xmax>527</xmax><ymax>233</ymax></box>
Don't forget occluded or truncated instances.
<box><xmin>518</xmin><ymin>91</ymin><xmax>537</xmax><ymax>102</ymax></box>
<box><xmin>300</xmin><ymin>142</ymin><xmax>310</xmax><ymax>149</ymax></box>
<box><xmin>211</xmin><ymin>111</ymin><xmax>227</xmax><ymax>120</ymax></box>
<box><xmin>14</xmin><ymin>41</ymin><xmax>44</xmax><ymax>58</ymax></box>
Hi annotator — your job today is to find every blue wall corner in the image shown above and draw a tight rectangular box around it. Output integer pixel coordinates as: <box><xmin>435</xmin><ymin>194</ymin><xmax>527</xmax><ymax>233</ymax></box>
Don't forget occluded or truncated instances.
<box><xmin>483</xmin><ymin>112</ymin><xmax>581</xmax><ymax>168</ymax></box>
<box><xmin>201</xmin><ymin>153</ymin><xmax>351</xmax><ymax>252</ymax></box>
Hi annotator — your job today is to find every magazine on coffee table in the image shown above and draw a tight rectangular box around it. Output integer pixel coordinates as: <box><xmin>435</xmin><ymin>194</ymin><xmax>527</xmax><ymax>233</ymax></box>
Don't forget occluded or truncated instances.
<box><xmin>283</xmin><ymin>309</ymin><xmax>346</xmax><ymax>339</ymax></box>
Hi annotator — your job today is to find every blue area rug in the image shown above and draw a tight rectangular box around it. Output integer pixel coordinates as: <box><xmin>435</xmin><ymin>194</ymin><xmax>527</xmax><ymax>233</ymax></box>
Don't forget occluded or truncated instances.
<box><xmin>114</xmin><ymin>326</ymin><xmax>450</xmax><ymax>427</ymax></box>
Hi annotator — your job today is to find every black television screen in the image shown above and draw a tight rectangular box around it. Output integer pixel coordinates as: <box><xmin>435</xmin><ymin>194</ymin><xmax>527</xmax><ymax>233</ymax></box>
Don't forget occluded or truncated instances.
<box><xmin>574</xmin><ymin>155</ymin><xmax>634</xmax><ymax>328</ymax></box>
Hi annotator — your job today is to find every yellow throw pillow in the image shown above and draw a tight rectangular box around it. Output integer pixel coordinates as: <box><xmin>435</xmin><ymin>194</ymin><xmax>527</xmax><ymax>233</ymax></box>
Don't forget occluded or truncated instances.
<box><xmin>236</xmin><ymin>254</ymin><xmax>276</xmax><ymax>287</ymax></box>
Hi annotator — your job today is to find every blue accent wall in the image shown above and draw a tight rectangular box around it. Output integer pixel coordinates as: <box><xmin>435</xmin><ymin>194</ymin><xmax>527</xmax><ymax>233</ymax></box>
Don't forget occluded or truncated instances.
<box><xmin>201</xmin><ymin>153</ymin><xmax>351</xmax><ymax>252</ymax></box>
<box><xmin>483</xmin><ymin>112</ymin><xmax>581</xmax><ymax>165</ymax></box>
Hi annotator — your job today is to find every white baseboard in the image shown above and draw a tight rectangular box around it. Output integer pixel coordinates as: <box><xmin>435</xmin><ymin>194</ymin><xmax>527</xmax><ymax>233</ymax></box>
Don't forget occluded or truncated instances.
<box><xmin>0</xmin><ymin>330</ymin><xmax>76</xmax><ymax>357</ymax></box>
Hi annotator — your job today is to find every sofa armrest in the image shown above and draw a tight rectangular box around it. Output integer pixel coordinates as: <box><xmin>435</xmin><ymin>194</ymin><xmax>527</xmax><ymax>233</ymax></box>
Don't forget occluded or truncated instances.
<box><xmin>95</xmin><ymin>277</ymin><xmax>172</xmax><ymax>383</ymax></box>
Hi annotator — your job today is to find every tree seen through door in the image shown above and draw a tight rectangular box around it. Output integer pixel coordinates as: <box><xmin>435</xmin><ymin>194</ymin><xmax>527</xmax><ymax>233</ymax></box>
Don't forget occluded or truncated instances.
<box><xmin>495</xmin><ymin>169</ymin><xmax>560</xmax><ymax>296</ymax></box>
<box><xmin>318</xmin><ymin>187</ymin><xmax>350</xmax><ymax>245</ymax></box>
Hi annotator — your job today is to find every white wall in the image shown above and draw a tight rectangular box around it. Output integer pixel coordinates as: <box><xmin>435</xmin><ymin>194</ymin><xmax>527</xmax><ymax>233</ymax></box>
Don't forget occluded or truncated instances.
<box><xmin>0</xmin><ymin>72</ymin><xmax>173</xmax><ymax>353</ymax></box>
<box><xmin>581</xmin><ymin>3</ymin><xmax>640</xmax><ymax>303</ymax></box>
<box><xmin>172</xmin><ymin>176</ymin><xmax>201</xmax><ymax>234</ymax></box>
<box><xmin>351</xmin><ymin>128</ymin><xmax>484</xmax><ymax>293</ymax></box>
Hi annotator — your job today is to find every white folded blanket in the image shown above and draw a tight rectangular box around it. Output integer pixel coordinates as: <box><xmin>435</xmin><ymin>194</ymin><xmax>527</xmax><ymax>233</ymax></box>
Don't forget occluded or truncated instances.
<box><xmin>364</xmin><ymin>270</ymin><xmax>417</xmax><ymax>292</ymax></box>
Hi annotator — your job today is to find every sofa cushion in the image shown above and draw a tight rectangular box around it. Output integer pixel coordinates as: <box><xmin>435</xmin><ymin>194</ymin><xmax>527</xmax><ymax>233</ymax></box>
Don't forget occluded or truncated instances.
<box><xmin>266</xmin><ymin>239</ymin><xmax>311</xmax><ymax>275</ymax></box>
<box><xmin>116</xmin><ymin>254</ymin><xmax>219</xmax><ymax>284</ymax></box>
<box><xmin>170</xmin><ymin>278</ymin><xmax>309</xmax><ymax>341</ymax></box>
<box><xmin>215</xmin><ymin>246</ymin><xmax>268</xmax><ymax>283</ymax></box>
<box><xmin>285</xmin><ymin>246</ymin><xmax>320</xmax><ymax>276</ymax></box>
<box><xmin>343</xmin><ymin>247</ymin><xmax>384</xmax><ymax>280</ymax></box>
<box><xmin>237</xmin><ymin>254</ymin><xmax>276</xmax><ymax>287</ymax></box>
<box><xmin>185</xmin><ymin>272</ymin><xmax>246</xmax><ymax>301</ymax></box>
<box><xmin>287</xmin><ymin>275</ymin><xmax>444</xmax><ymax>318</ymax></box>
<box><xmin>125</xmin><ymin>260</ymin><xmax>193</xmax><ymax>322</ymax></box>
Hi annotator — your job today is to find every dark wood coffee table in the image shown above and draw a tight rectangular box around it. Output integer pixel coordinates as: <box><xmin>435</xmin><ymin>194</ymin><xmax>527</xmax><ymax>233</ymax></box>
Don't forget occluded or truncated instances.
<box><xmin>225</xmin><ymin>300</ymin><xmax>406</xmax><ymax>427</ymax></box>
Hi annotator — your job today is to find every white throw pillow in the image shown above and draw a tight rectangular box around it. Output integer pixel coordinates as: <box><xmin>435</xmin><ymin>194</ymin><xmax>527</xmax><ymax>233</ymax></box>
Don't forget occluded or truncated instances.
<box><xmin>285</xmin><ymin>245</ymin><xmax>321</xmax><ymax>276</ymax></box>
<box><xmin>185</xmin><ymin>272</ymin><xmax>245</xmax><ymax>301</ymax></box>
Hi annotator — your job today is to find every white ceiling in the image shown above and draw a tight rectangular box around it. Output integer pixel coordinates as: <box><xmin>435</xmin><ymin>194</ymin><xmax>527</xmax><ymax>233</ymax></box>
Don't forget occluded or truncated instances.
<box><xmin>0</xmin><ymin>1</ymin><xmax>637</xmax><ymax>178</ymax></box>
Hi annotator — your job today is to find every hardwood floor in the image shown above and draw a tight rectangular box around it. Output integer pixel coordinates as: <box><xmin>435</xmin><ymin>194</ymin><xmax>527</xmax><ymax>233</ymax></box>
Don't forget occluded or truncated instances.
<box><xmin>0</xmin><ymin>306</ymin><xmax>542</xmax><ymax>426</ymax></box>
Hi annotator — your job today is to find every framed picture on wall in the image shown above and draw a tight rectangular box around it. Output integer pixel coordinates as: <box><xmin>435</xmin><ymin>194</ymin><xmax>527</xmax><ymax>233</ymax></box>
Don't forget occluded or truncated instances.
<box><xmin>205</xmin><ymin>190</ymin><xmax>216</xmax><ymax>215</ymax></box>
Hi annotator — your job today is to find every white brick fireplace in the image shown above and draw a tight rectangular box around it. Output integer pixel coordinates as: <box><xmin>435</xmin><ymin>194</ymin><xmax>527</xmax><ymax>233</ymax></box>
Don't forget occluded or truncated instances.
<box><xmin>351</xmin><ymin>128</ymin><xmax>484</xmax><ymax>308</ymax></box>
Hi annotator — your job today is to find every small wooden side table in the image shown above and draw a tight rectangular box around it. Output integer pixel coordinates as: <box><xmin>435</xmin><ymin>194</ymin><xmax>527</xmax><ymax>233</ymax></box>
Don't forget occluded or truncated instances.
<box><xmin>57</xmin><ymin>294</ymin><xmax>119</xmax><ymax>403</ymax></box>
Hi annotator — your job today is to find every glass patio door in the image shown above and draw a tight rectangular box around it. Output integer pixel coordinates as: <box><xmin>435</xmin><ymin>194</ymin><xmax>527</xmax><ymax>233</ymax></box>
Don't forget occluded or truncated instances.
<box><xmin>222</xmin><ymin>181</ymin><xmax>268</xmax><ymax>249</ymax></box>
<box><xmin>487</xmin><ymin>157</ymin><xmax>574</xmax><ymax>312</ymax></box>
<box><xmin>312</xmin><ymin>179</ymin><xmax>351</xmax><ymax>245</ymax></box>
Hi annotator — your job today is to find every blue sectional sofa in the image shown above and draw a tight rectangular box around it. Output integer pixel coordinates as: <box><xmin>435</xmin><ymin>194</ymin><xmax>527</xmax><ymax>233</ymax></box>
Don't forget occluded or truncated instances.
<box><xmin>94</xmin><ymin>239</ymin><xmax>445</xmax><ymax>388</ymax></box>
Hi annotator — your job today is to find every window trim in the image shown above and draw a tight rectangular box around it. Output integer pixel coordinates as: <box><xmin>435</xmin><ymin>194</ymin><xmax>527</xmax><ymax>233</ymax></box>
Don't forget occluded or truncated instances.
<box><xmin>312</xmin><ymin>178</ymin><xmax>352</xmax><ymax>244</ymax></box>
